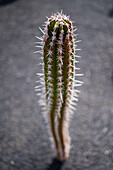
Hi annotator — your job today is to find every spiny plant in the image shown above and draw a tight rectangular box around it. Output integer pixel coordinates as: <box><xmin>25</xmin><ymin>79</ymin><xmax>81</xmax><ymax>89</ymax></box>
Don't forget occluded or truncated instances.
<box><xmin>34</xmin><ymin>11</ymin><xmax>83</xmax><ymax>161</ymax></box>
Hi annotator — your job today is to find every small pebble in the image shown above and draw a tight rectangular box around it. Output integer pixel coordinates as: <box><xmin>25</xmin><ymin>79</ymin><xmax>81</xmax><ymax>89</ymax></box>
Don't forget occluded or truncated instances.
<box><xmin>83</xmin><ymin>151</ymin><xmax>88</xmax><ymax>156</ymax></box>
<box><xmin>102</xmin><ymin>127</ymin><xmax>108</xmax><ymax>133</ymax></box>
<box><xmin>10</xmin><ymin>160</ymin><xmax>15</xmax><ymax>165</ymax></box>
<box><xmin>104</xmin><ymin>149</ymin><xmax>111</xmax><ymax>155</ymax></box>
<box><xmin>99</xmin><ymin>89</ymin><xmax>104</xmax><ymax>95</ymax></box>
<box><xmin>16</xmin><ymin>72</ymin><xmax>22</xmax><ymax>78</ymax></box>
<box><xmin>85</xmin><ymin>71</ymin><xmax>91</xmax><ymax>77</ymax></box>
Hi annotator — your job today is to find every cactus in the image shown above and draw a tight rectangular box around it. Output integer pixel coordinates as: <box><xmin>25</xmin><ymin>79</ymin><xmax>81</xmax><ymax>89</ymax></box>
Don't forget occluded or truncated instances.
<box><xmin>35</xmin><ymin>11</ymin><xmax>83</xmax><ymax>161</ymax></box>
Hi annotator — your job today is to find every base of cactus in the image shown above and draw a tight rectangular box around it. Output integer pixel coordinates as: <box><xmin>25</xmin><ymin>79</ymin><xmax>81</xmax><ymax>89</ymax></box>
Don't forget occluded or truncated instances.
<box><xmin>57</xmin><ymin>152</ymin><xmax>69</xmax><ymax>162</ymax></box>
<box><xmin>55</xmin><ymin>120</ymin><xmax>70</xmax><ymax>161</ymax></box>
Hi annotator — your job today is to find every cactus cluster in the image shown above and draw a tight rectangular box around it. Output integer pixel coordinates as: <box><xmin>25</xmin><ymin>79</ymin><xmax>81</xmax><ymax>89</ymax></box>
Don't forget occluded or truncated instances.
<box><xmin>35</xmin><ymin>11</ymin><xmax>83</xmax><ymax>161</ymax></box>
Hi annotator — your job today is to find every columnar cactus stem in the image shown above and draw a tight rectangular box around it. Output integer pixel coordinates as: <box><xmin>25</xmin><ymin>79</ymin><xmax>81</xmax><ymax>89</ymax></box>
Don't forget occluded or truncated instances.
<box><xmin>35</xmin><ymin>11</ymin><xmax>83</xmax><ymax>161</ymax></box>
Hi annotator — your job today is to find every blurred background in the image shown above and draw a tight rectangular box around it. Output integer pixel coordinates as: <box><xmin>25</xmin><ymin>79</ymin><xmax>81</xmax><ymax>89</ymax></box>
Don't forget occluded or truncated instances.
<box><xmin>0</xmin><ymin>0</ymin><xmax>113</xmax><ymax>169</ymax></box>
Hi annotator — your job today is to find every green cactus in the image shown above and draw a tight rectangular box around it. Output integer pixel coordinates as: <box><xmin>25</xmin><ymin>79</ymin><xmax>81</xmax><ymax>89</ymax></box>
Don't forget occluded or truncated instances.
<box><xmin>35</xmin><ymin>11</ymin><xmax>83</xmax><ymax>161</ymax></box>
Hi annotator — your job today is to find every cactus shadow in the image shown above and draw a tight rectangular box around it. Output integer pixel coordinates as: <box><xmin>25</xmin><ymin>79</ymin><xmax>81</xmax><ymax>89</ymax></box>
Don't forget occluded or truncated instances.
<box><xmin>108</xmin><ymin>7</ymin><xmax>113</xmax><ymax>17</ymax></box>
<box><xmin>0</xmin><ymin>0</ymin><xmax>17</xmax><ymax>6</ymax></box>
<box><xmin>46</xmin><ymin>158</ymin><xmax>65</xmax><ymax>170</ymax></box>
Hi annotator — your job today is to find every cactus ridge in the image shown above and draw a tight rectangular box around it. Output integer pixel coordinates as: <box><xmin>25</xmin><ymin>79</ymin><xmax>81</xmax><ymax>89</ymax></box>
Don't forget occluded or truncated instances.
<box><xmin>35</xmin><ymin>11</ymin><xmax>83</xmax><ymax>161</ymax></box>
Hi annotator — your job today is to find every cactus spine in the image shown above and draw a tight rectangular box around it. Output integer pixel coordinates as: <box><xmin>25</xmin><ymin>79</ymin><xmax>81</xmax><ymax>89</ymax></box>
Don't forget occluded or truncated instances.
<box><xmin>35</xmin><ymin>11</ymin><xmax>83</xmax><ymax>161</ymax></box>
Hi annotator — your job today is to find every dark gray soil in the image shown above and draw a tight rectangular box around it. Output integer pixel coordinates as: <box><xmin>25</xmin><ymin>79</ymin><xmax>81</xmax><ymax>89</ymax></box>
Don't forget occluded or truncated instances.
<box><xmin>0</xmin><ymin>0</ymin><xmax>113</xmax><ymax>169</ymax></box>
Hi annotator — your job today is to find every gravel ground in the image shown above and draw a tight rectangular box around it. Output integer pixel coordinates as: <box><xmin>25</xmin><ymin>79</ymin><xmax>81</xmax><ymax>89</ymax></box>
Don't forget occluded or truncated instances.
<box><xmin>0</xmin><ymin>0</ymin><xmax>113</xmax><ymax>169</ymax></box>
